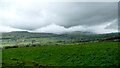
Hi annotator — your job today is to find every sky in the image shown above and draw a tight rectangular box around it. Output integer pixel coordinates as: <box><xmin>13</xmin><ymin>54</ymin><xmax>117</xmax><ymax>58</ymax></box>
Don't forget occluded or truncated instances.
<box><xmin>0</xmin><ymin>0</ymin><xmax>119</xmax><ymax>34</ymax></box>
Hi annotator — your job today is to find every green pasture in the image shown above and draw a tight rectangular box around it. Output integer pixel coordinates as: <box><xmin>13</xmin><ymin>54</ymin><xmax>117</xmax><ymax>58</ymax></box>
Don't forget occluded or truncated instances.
<box><xmin>2</xmin><ymin>42</ymin><xmax>119</xmax><ymax>66</ymax></box>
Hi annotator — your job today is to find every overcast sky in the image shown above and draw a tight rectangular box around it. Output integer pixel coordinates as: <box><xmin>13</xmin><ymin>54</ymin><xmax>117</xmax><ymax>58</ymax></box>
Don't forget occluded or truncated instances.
<box><xmin>0</xmin><ymin>0</ymin><xmax>118</xmax><ymax>34</ymax></box>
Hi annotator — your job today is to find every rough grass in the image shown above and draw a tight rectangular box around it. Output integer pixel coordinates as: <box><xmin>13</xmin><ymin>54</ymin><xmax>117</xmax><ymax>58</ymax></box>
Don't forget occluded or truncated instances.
<box><xmin>2</xmin><ymin>42</ymin><xmax>119</xmax><ymax>67</ymax></box>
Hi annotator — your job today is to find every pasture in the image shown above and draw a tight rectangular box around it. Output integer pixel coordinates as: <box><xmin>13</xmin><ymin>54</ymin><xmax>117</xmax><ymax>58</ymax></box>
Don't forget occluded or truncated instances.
<box><xmin>2</xmin><ymin>42</ymin><xmax>119</xmax><ymax>67</ymax></box>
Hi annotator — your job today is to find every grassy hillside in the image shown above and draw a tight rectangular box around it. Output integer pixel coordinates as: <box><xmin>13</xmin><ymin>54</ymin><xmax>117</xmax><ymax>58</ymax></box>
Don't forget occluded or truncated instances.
<box><xmin>1</xmin><ymin>32</ymin><xmax>119</xmax><ymax>47</ymax></box>
<box><xmin>2</xmin><ymin>42</ymin><xmax>119</xmax><ymax>67</ymax></box>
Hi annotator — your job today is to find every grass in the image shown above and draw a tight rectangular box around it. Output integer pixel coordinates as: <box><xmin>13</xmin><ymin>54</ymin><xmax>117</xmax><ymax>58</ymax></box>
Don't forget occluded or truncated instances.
<box><xmin>2</xmin><ymin>42</ymin><xmax>119</xmax><ymax>67</ymax></box>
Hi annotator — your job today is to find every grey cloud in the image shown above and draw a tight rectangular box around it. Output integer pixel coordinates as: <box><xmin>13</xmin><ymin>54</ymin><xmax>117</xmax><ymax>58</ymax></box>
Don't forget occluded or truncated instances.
<box><xmin>50</xmin><ymin>2</ymin><xmax>118</xmax><ymax>27</ymax></box>
<box><xmin>30</xmin><ymin>23</ymin><xmax>118</xmax><ymax>34</ymax></box>
<box><xmin>0</xmin><ymin>2</ymin><xmax>118</xmax><ymax>32</ymax></box>
<box><xmin>105</xmin><ymin>19</ymin><xmax>118</xmax><ymax>29</ymax></box>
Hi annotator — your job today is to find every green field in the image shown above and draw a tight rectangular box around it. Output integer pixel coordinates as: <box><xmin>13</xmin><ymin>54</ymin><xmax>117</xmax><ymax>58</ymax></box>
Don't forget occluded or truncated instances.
<box><xmin>1</xmin><ymin>31</ymin><xmax>119</xmax><ymax>67</ymax></box>
<box><xmin>1</xmin><ymin>32</ymin><xmax>119</xmax><ymax>47</ymax></box>
<box><xmin>2</xmin><ymin>42</ymin><xmax>119</xmax><ymax>67</ymax></box>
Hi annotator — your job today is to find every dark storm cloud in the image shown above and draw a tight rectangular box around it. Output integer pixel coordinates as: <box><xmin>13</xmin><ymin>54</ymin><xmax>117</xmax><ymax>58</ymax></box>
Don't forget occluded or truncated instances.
<box><xmin>0</xmin><ymin>1</ymin><xmax>118</xmax><ymax>33</ymax></box>
<box><xmin>48</xmin><ymin>2</ymin><xmax>118</xmax><ymax>27</ymax></box>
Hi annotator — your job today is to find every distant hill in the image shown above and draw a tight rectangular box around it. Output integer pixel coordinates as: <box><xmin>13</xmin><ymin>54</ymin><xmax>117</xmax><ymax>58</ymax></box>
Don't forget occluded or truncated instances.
<box><xmin>63</xmin><ymin>31</ymin><xmax>95</xmax><ymax>35</ymax></box>
<box><xmin>10</xmin><ymin>31</ymin><xmax>29</xmax><ymax>33</ymax></box>
<box><xmin>1</xmin><ymin>31</ymin><xmax>120</xmax><ymax>47</ymax></box>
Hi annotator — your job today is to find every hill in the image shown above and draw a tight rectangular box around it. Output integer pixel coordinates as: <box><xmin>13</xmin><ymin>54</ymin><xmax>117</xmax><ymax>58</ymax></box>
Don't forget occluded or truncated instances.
<box><xmin>1</xmin><ymin>32</ymin><xmax>119</xmax><ymax>47</ymax></box>
<box><xmin>10</xmin><ymin>31</ymin><xmax>29</xmax><ymax>33</ymax></box>
<box><xmin>63</xmin><ymin>31</ymin><xmax>95</xmax><ymax>35</ymax></box>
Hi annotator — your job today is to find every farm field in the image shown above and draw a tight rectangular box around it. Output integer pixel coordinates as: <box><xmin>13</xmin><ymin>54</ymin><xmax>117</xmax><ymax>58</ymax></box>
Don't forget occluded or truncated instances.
<box><xmin>2</xmin><ymin>42</ymin><xmax>119</xmax><ymax>67</ymax></box>
<box><xmin>1</xmin><ymin>31</ymin><xmax>119</xmax><ymax>47</ymax></box>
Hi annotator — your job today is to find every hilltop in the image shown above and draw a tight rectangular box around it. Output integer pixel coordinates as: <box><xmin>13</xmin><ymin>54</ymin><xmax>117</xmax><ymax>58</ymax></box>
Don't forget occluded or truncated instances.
<box><xmin>10</xmin><ymin>31</ymin><xmax>29</xmax><ymax>33</ymax></box>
